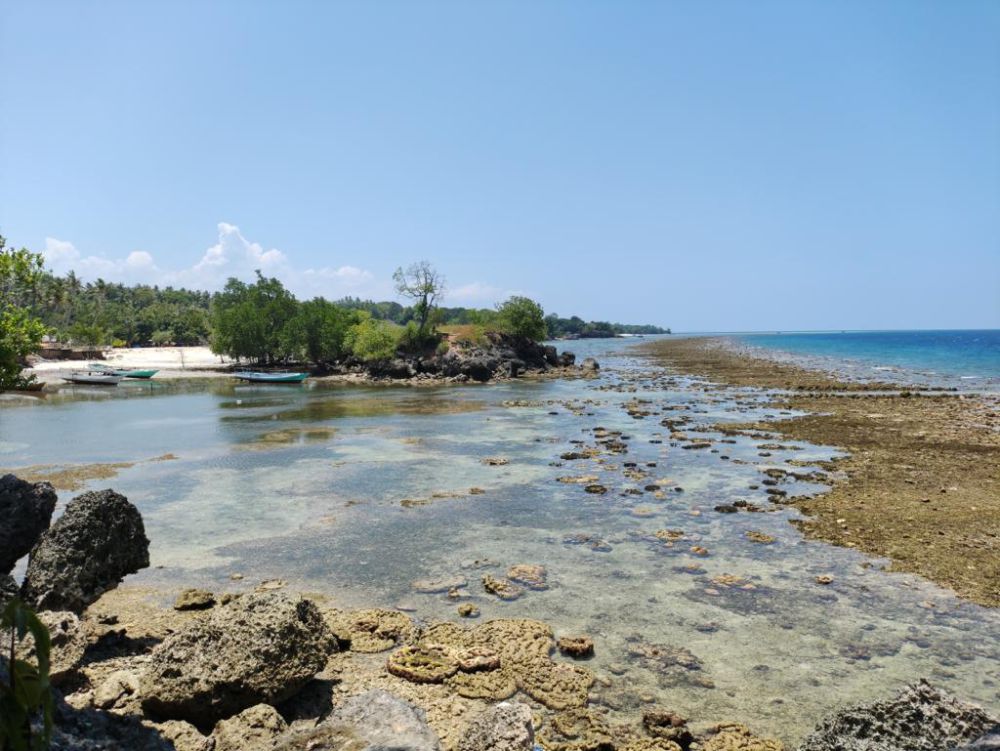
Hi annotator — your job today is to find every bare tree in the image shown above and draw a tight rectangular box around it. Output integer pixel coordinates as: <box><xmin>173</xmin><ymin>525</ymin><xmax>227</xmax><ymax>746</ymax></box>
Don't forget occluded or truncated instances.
<box><xmin>393</xmin><ymin>261</ymin><xmax>445</xmax><ymax>335</ymax></box>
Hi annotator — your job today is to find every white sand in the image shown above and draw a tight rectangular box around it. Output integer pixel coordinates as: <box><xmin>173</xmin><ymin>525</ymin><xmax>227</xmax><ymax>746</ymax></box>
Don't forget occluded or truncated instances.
<box><xmin>29</xmin><ymin>346</ymin><xmax>234</xmax><ymax>382</ymax></box>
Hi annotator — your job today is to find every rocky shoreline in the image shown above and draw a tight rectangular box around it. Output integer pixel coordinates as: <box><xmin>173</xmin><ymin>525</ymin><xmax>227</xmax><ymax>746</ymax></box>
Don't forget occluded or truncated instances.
<box><xmin>3</xmin><ymin>474</ymin><xmax>999</xmax><ymax>751</ymax></box>
<box><xmin>640</xmin><ymin>337</ymin><xmax>1000</xmax><ymax>608</ymax></box>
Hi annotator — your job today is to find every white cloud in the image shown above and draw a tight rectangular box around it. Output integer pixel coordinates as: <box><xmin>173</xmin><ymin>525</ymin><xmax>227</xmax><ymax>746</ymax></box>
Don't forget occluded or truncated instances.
<box><xmin>40</xmin><ymin>223</ymin><xmax>394</xmax><ymax>301</ymax></box>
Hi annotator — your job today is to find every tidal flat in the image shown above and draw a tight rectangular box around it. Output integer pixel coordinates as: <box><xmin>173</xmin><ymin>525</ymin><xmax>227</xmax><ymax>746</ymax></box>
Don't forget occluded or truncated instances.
<box><xmin>2</xmin><ymin>337</ymin><xmax>998</xmax><ymax>745</ymax></box>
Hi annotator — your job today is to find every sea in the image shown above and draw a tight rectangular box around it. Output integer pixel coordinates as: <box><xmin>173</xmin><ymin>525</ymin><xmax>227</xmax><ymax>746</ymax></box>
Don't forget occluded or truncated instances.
<box><xmin>731</xmin><ymin>329</ymin><xmax>1000</xmax><ymax>391</ymax></box>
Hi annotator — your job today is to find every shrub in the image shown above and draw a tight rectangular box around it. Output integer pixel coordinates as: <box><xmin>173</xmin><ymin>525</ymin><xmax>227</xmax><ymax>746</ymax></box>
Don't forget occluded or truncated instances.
<box><xmin>495</xmin><ymin>296</ymin><xmax>547</xmax><ymax>341</ymax></box>
<box><xmin>150</xmin><ymin>330</ymin><xmax>173</xmax><ymax>346</ymax></box>
<box><xmin>347</xmin><ymin>318</ymin><xmax>401</xmax><ymax>361</ymax></box>
<box><xmin>0</xmin><ymin>598</ymin><xmax>54</xmax><ymax>750</ymax></box>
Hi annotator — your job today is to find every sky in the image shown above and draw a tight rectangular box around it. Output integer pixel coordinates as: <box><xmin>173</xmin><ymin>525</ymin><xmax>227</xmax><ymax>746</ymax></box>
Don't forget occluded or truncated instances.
<box><xmin>1</xmin><ymin>1</ymin><xmax>998</xmax><ymax>332</ymax></box>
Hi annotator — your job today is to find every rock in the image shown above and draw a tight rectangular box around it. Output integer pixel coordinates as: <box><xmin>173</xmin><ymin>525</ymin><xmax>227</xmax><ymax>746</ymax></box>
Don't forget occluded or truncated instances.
<box><xmin>50</xmin><ymin>697</ymin><xmax>175</xmax><ymax>751</ymax></box>
<box><xmin>145</xmin><ymin>720</ymin><xmax>211</xmax><ymax>751</ymax></box>
<box><xmin>643</xmin><ymin>708</ymin><xmax>693</xmax><ymax>746</ymax></box>
<box><xmin>95</xmin><ymin>669</ymin><xmax>141</xmax><ymax>709</ymax></box>
<box><xmin>173</xmin><ymin>588</ymin><xmax>215</xmax><ymax>611</ymax></box>
<box><xmin>0</xmin><ymin>474</ymin><xmax>57</xmax><ymax>574</ymax></box>
<box><xmin>458</xmin><ymin>701</ymin><xmax>534</xmax><ymax>751</ymax></box>
<box><xmin>557</xmin><ymin>635</ymin><xmax>594</xmax><ymax>658</ymax></box>
<box><xmin>956</xmin><ymin>727</ymin><xmax>1000</xmax><ymax>750</ymax></box>
<box><xmin>213</xmin><ymin>704</ymin><xmax>289</xmax><ymax>751</ymax></box>
<box><xmin>559</xmin><ymin>352</ymin><xmax>576</xmax><ymax>367</ymax></box>
<box><xmin>412</xmin><ymin>575</ymin><xmax>467</xmax><ymax>594</ymax></box>
<box><xmin>506</xmin><ymin>564</ymin><xmax>548</xmax><ymax>590</ymax></box>
<box><xmin>581</xmin><ymin>357</ymin><xmax>600</xmax><ymax>371</ymax></box>
<box><xmin>275</xmin><ymin>689</ymin><xmax>441</xmax><ymax>751</ymax></box>
<box><xmin>799</xmin><ymin>680</ymin><xmax>998</xmax><ymax>751</ymax></box>
<box><xmin>387</xmin><ymin>645</ymin><xmax>459</xmax><ymax>683</ymax></box>
<box><xmin>1</xmin><ymin>573</ymin><xmax>18</xmax><ymax>608</ymax></box>
<box><xmin>16</xmin><ymin>610</ymin><xmax>87</xmax><ymax>684</ymax></box>
<box><xmin>22</xmin><ymin>488</ymin><xmax>150</xmax><ymax>613</ymax></box>
<box><xmin>140</xmin><ymin>592</ymin><xmax>335</xmax><ymax>727</ymax></box>
<box><xmin>458</xmin><ymin>603</ymin><xmax>480</xmax><ymax>618</ymax></box>
<box><xmin>482</xmin><ymin>574</ymin><xmax>524</xmax><ymax>601</ymax></box>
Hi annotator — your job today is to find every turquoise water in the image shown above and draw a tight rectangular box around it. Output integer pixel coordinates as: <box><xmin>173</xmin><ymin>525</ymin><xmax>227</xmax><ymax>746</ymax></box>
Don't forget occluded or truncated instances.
<box><xmin>1</xmin><ymin>337</ymin><xmax>998</xmax><ymax>741</ymax></box>
<box><xmin>736</xmin><ymin>330</ymin><xmax>1000</xmax><ymax>390</ymax></box>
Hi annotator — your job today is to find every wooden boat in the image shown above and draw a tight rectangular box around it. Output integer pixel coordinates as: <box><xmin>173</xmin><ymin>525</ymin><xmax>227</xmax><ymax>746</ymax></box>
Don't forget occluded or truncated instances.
<box><xmin>62</xmin><ymin>371</ymin><xmax>122</xmax><ymax>386</ymax></box>
<box><xmin>88</xmin><ymin>364</ymin><xmax>159</xmax><ymax>379</ymax></box>
<box><xmin>233</xmin><ymin>371</ymin><xmax>308</xmax><ymax>384</ymax></box>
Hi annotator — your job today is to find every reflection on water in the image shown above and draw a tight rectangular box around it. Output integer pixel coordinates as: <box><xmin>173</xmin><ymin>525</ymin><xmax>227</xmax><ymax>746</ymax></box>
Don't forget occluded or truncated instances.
<box><xmin>1</xmin><ymin>338</ymin><xmax>998</xmax><ymax>742</ymax></box>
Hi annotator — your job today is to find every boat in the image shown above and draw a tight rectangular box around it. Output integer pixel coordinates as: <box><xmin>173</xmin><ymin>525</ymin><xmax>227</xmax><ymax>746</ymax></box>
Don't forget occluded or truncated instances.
<box><xmin>62</xmin><ymin>371</ymin><xmax>122</xmax><ymax>386</ymax></box>
<box><xmin>88</xmin><ymin>364</ymin><xmax>159</xmax><ymax>379</ymax></box>
<box><xmin>233</xmin><ymin>371</ymin><xmax>309</xmax><ymax>384</ymax></box>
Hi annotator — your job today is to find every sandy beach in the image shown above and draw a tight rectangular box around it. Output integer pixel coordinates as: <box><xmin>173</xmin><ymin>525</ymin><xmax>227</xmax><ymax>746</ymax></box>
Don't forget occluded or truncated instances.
<box><xmin>642</xmin><ymin>337</ymin><xmax>1000</xmax><ymax>607</ymax></box>
<box><xmin>28</xmin><ymin>346</ymin><xmax>234</xmax><ymax>383</ymax></box>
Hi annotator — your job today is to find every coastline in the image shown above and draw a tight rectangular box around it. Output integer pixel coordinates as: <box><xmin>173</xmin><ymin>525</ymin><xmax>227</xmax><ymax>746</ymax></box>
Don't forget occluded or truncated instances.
<box><xmin>641</xmin><ymin>336</ymin><xmax>1000</xmax><ymax>607</ymax></box>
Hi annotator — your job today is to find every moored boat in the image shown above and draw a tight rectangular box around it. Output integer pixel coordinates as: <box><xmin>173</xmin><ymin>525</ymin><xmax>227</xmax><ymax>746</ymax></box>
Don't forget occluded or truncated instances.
<box><xmin>62</xmin><ymin>371</ymin><xmax>123</xmax><ymax>386</ymax></box>
<box><xmin>233</xmin><ymin>371</ymin><xmax>309</xmax><ymax>384</ymax></box>
<box><xmin>88</xmin><ymin>364</ymin><xmax>159</xmax><ymax>379</ymax></box>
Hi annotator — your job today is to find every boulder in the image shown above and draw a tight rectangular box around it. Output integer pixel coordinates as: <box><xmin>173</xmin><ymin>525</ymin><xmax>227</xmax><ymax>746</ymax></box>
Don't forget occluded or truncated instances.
<box><xmin>22</xmin><ymin>489</ymin><xmax>150</xmax><ymax>613</ymax></box>
<box><xmin>212</xmin><ymin>704</ymin><xmax>288</xmax><ymax>751</ymax></box>
<box><xmin>543</xmin><ymin>345</ymin><xmax>559</xmax><ymax>366</ymax></box>
<box><xmin>799</xmin><ymin>681</ymin><xmax>998</xmax><ymax>751</ymax></box>
<box><xmin>275</xmin><ymin>689</ymin><xmax>440</xmax><ymax>751</ymax></box>
<box><xmin>458</xmin><ymin>702</ymin><xmax>534</xmax><ymax>751</ymax></box>
<box><xmin>173</xmin><ymin>588</ymin><xmax>215</xmax><ymax>611</ymax></box>
<box><xmin>580</xmin><ymin>357</ymin><xmax>600</xmax><ymax>372</ymax></box>
<box><xmin>140</xmin><ymin>592</ymin><xmax>335</xmax><ymax>727</ymax></box>
<box><xmin>558</xmin><ymin>351</ymin><xmax>576</xmax><ymax>367</ymax></box>
<box><xmin>0</xmin><ymin>474</ymin><xmax>57</xmax><ymax>574</ymax></box>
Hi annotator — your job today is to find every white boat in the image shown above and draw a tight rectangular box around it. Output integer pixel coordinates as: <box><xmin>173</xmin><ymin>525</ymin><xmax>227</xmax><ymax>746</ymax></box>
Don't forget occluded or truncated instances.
<box><xmin>62</xmin><ymin>371</ymin><xmax>123</xmax><ymax>386</ymax></box>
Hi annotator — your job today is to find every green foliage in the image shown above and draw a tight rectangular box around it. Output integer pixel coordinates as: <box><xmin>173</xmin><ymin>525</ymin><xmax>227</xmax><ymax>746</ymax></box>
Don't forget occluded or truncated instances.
<box><xmin>150</xmin><ymin>330</ymin><xmax>173</xmax><ymax>346</ymax></box>
<box><xmin>0</xmin><ymin>236</ymin><xmax>48</xmax><ymax>392</ymax></box>
<box><xmin>67</xmin><ymin>322</ymin><xmax>106</xmax><ymax>347</ymax></box>
<box><xmin>0</xmin><ymin>599</ymin><xmax>54</xmax><ymax>751</ymax></box>
<box><xmin>544</xmin><ymin>313</ymin><xmax>668</xmax><ymax>338</ymax></box>
<box><xmin>210</xmin><ymin>273</ymin><xmax>299</xmax><ymax>364</ymax></box>
<box><xmin>281</xmin><ymin>298</ymin><xmax>358</xmax><ymax>365</ymax></box>
<box><xmin>495</xmin><ymin>296</ymin><xmax>547</xmax><ymax>341</ymax></box>
<box><xmin>346</xmin><ymin>318</ymin><xmax>401</xmax><ymax>361</ymax></box>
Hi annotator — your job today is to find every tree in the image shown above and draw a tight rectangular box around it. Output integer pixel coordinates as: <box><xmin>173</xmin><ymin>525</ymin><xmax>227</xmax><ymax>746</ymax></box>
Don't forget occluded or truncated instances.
<box><xmin>496</xmin><ymin>296</ymin><xmax>547</xmax><ymax>341</ymax></box>
<box><xmin>392</xmin><ymin>261</ymin><xmax>444</xmax><ymax>337</ymax></box>
<box><xmin>0</xmin><ymin>236</ymin><xmax>47</xmax><ymax>391</ymax></box>
<box><xmin>210</xmin><ymin>272</ymin><xmax>299</xmax><ymax>364</ymax></box>
<box><xmin>282</xmin><ymin>298</ymin><xmax>357</xmax><ymax>365</ymax></box>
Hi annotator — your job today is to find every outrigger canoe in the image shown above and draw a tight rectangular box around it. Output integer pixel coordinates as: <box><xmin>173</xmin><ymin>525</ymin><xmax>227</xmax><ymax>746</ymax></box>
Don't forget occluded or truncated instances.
<box><xmin>233</xmin><ymin>371</ymin><xmax>309</xmax><ymax>384</ymax></box>
<box><xmin>88</xmin><ymin>364</ymin><xmax>159</xmax><ymax>379</ymax></box>
<box><xmin>62</xmin><ymin>371</ymin><xmax>122</xmax><ymax>386</ymax></box>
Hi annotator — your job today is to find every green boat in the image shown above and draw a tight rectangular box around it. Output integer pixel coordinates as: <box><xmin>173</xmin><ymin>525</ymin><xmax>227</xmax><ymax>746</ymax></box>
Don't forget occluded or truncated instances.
<box><xmin>234</xmin><ymin>371</ymin><xmax>309</xmax><ymax>384</ymax></box>
<box><xmin>88</xmin><ymin>364</ymin><xmax>159</xmax><ymax>379</ymax></box>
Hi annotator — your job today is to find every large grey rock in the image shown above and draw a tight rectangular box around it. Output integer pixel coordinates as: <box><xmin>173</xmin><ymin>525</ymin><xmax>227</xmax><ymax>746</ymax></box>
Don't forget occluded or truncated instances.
<box><xmin>275</xmin><ymin>690</ymin><xmax>440</xmax><ymax>751</ymax></box>
<box><xmin>0</xmin><ymin>474</ymin><xmax>57</xmax><ymax>574</ymax></box>
<box><xmin>799</xmin><ymin>681</ymin><xmax>998</xmax><ymax>751</ymax></box>
<box><xmin>140</xmin><ymin>593</ymin><xmax>335</xmax><ymax>727</ymax></box>
<box><xmin>22</xmin><ymin>489</ymin><xmax>149</xmax><ymax>613</ymax></box>
<box><xmin>458</xmin><ymin>701</ymin><xmax>534</xmax><ymax>751</ymax></box>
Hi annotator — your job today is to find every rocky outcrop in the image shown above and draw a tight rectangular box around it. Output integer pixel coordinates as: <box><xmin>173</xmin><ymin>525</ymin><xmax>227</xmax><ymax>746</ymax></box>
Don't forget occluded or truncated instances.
<box><xmin>458</xmin><ymin>702</ymin><xmax>534</xmax><ymax>751</ymax></box>
<box><xmin>799</xmin><ymin>681</ymin><xmax>998</xmax><ymax>751</ymax></box>
<box><xmin>332</xmin><ymin>333</ymin><xmax>586</xmax><ymax>383</ymax></box>
<box><xmin>0</xmin><ymin>474</ymin><xmax>57</xmax><ymax>574</ymax></box>
<box><xmin>22</xmin><ymin>489</ymin><xmax>150</xmax><ymax>613</ymax></box>
<box><xmin>140</xmin><ymin>592</ymin><xmax>335</xmax><ymax>727</ymax></box>
<box><xmin>275</xmin><ymin>690</ymin><xmax>440</xmax><ymax>751</ymax></box>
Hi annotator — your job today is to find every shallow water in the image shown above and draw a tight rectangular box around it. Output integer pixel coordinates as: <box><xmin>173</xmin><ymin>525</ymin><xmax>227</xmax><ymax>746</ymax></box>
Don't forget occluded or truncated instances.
<box><xmin>2</xmin><ymin>337</ymin><xmax>998</xmax><ymax>742</ymax></box>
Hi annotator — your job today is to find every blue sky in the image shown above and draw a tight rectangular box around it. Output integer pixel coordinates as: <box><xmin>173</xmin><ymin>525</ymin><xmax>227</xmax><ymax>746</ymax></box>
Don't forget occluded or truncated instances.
<box><xmin>1</xmin><ymin>1</ymin><xmax>998</xmax><ymax>331</ymax></box>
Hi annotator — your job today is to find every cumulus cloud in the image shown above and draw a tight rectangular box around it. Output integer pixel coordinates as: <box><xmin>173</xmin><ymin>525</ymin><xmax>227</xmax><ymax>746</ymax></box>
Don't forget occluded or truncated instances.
<box><xmin>40</xmin><ymin>223</ymin><xmax>394</xmax><ymax>301</ymax></box>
